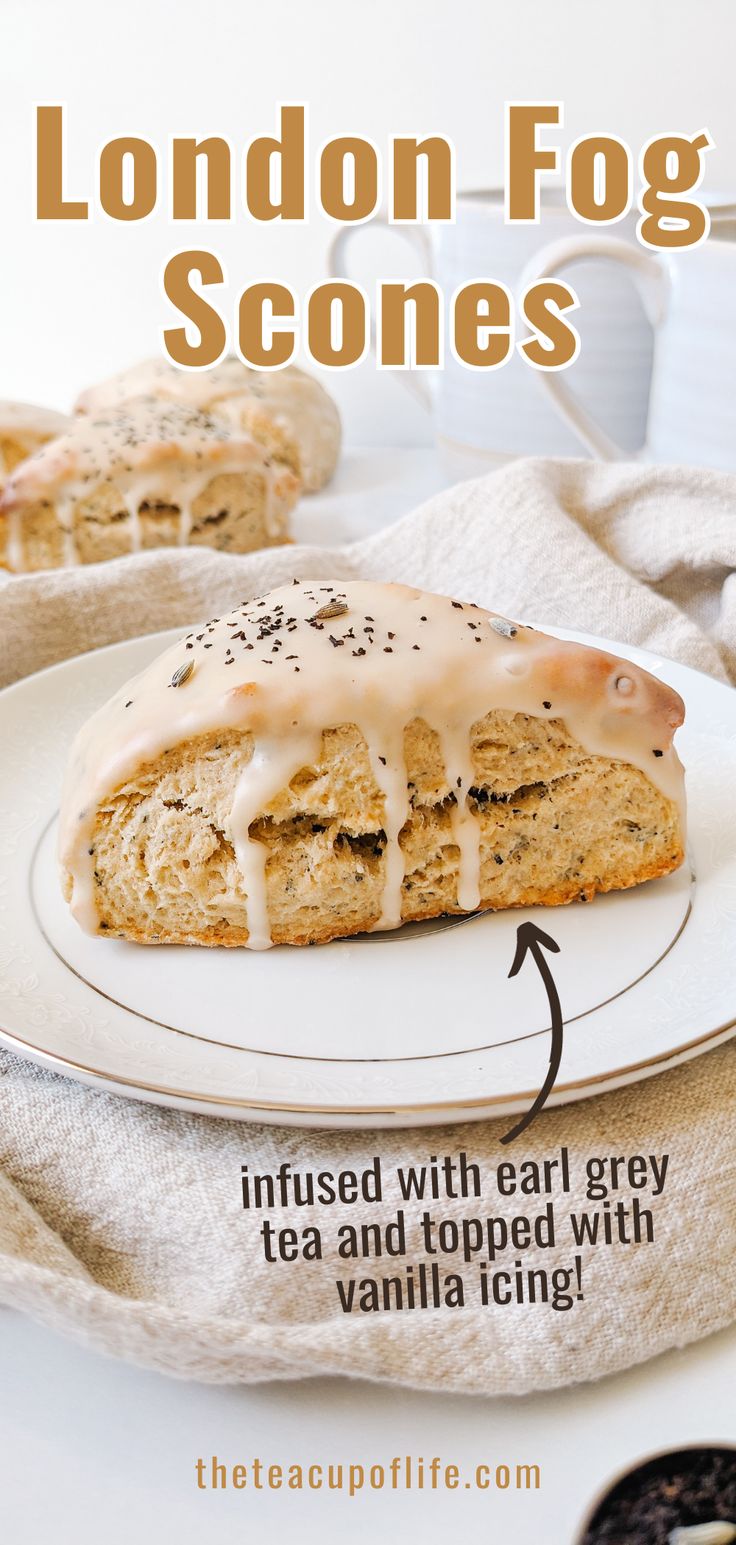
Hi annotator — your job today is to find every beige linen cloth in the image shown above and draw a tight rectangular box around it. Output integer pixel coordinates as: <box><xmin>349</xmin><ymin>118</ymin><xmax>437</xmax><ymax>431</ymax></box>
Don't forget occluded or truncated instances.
<box><xmin>0</xmin><ymin>456</ymin><xmax>735</xmax><ymax>1395</ymax></box>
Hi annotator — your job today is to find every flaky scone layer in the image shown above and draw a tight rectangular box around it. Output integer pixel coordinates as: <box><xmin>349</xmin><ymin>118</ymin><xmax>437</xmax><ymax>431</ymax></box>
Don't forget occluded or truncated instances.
<box><xmin>65</xmin><ymin>713</ymin><xmax>684</xmax><ymax>948</ymax></box>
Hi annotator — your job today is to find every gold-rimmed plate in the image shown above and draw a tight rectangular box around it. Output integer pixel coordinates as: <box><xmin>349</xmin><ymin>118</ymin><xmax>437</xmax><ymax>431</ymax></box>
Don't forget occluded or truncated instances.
<box><xmin>0</xmin><ymin>627</ymin><xmax>733</xmax><ymax>1128</ymax></box>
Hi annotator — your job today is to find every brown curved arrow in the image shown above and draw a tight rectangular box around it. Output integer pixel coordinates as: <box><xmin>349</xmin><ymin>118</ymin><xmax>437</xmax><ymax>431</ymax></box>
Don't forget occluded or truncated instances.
<box><xmin>501</xmin><ymin>920</ymin><xmax>563</xmax><ymax>1145</ymax></box>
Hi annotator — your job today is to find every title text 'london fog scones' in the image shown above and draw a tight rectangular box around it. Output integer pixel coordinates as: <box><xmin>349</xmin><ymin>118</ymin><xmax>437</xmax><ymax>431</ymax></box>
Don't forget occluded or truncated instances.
<box><xmin>0</xmin><ymin>399</ymin><xmax>300</xmax><ymax>572</ymax></box>
<box><xmin>0</xmin><ymin>401</ymin><xmax>70</xmax><ymax>490</ymax></box>
<box><xmin>59</xmin><ymin>581</ymin><xmax>686</xmax><ymax>950</ymax></box>
<box><xmin>76</xmin><ymin>358</ymin><xmax>342</xmax><ymax>493</ymax></box>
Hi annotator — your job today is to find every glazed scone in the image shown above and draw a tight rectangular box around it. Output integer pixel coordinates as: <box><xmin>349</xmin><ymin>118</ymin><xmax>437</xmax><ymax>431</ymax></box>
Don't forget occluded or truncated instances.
<box><xmin>0</xmin><ymin>399</ymin><xmax>300</xmax><ymax>572</ymax></box>
<box><xmin>0</xmin><ymin>402</ymin><xmax>70</xmax><ymax>490</ymax></box>
<box><xmin>76</xmin><ymin>358</ymin><xmax>341</xmax><ymax>493</ymax></box>
<box><xmin>59</xmin><ymin>581</ymin><xmax>686</xmax><ymax>950</ymax></box>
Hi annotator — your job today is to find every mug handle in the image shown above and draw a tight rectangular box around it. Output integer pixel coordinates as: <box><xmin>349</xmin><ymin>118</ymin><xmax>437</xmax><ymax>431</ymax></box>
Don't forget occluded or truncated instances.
<box><xmin>518</xmin><ymin>235</ymin><xmax>668</xmax><ymax>460</ymax></box>
<box><xmin>327</xmin><ymin>217</ymin><xmax>435</xmax><ymax>409</ymax></box>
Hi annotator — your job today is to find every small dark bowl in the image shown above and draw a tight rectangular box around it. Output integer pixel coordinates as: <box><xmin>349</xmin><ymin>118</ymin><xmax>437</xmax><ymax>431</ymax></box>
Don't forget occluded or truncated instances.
<box><xmin>575</xmin><ymin>1444</ymin><xmax>736</xmax><ymax>1544</ymax></box>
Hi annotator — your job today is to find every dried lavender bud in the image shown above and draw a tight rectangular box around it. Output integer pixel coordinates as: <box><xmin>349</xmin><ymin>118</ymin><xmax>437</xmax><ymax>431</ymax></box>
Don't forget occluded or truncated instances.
<box><xmin>669</xmin><ymin>1525</ymin><xmax>736</xmax><ymax>1544</ymax></box>
<box><xmin>170</xmin><ymin>661</ymin><xmax>194</xmax><ymax>688</ymax></box>
<box><xmin>311</xmin><ymin>601</ymin><xmax>348</xmax><ymax>620</ymax></box>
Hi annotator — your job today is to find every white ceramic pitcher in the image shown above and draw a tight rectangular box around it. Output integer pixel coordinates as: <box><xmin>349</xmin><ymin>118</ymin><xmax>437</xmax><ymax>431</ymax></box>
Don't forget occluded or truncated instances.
<box><xmin>329</xmin><ymin>189</ymin><xmax>655</xmax><ymax>459</ymax></box>
<box><xmin>521</xmin><ymin>230</ymin><xmax>736</xmax><ymax>470</ymax></box>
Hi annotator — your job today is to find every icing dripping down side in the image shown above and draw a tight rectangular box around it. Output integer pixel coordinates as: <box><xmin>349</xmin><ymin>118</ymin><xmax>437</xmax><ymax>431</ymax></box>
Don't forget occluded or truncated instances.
<box><xmin>0</xmin><ymin>398</ymin><xmax>294</xmax><ymax>571</ymax></box>
<box><xmin>58</xmin><ymin>580</ymin><xmax>687</xmax><ymax>949</ymax></box>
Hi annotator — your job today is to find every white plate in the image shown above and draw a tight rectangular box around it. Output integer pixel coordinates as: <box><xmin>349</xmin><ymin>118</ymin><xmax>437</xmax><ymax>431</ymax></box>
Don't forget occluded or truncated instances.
<box><xmin>1</xmin><ymin>627</ymin><xmax>734</xmax><ymax>1128</ymax></box>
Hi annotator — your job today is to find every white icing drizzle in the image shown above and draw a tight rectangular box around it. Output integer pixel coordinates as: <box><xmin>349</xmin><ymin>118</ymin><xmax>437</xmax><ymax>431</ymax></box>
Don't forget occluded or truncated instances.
<box><xmin>230</xmin><ymin>730</ymin><xmax>322</xmax><ymax>950</ymax></box>
<box><xmin>75</xmin><ymin>357</ymin><xmax>341</xmax><ymax>492</ymax></box>
<box><xmin>0</xmin><ymin>398</ymin><xmax>295</xmax><ymax>571</ymax></box>
<box><xmin>440</xmin><ymin>725</ymin><xmax>482</xmax><ymax>912</ymax></box>
<box><xmin>5</xmin><ymin>507</ymin><xmax>24</xmax><ymax>574</ymax></box>
<box><xmin>58</xmin><ymin>581</ymin><xmax>686</xmax><ymax>949</ymax></box>
<box><xmin>368</xmin><ymin>724</ymin><xmax>411</xmax><ymax>930</ymax></box>
<box><xmin>56</xmin><ymin>495</ymin><xmax>80</xmax><ymax>569</ymax></box>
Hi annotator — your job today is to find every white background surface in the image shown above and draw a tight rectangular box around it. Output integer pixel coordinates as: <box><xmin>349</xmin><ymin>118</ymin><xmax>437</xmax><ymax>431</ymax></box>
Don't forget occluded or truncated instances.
<box><xmin>2</xmin><ymin>2</ymin><xmax>736</xmax><ymax>1538</ymax></box>
<box><xmin>3</xmin><ymin>0</ymin><xmax>736</xmax><ymax>439</ymax></box>
<box><xmin>2</xmin><ymin>1309</ymin><xmax>736</xmax><ymax>1545</ymax></box>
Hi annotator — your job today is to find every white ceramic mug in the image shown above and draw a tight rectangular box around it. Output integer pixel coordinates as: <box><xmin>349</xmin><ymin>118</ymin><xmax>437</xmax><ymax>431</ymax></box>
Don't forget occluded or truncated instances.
<box><xmin>328</xmin><ymin>189</ymin><xmax>654</xmax><ymax>459</ymax></box>
<box><xmin>522</xmin><ymin>229</ymin><xmax>736</xmax><ymax>469</ymax></box>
